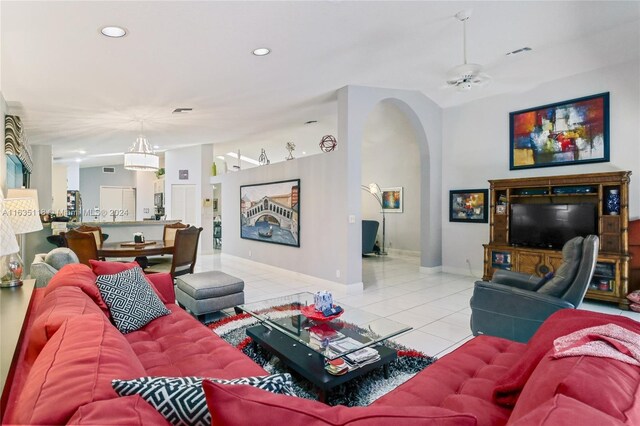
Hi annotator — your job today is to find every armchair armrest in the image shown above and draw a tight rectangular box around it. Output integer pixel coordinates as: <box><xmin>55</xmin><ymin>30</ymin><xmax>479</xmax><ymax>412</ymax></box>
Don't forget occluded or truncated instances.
<box><xmin>491</xmin><ymin>269</ymin><xmax>543</xmax><ymax>291</ymax></box>
<box><xmin>145</xmin><ymin>272</ymin><xmax>175</xmax><ymax>304</ymax></box>
<box><xmin>470</xmin><ymin>280</ymin><xmax>575</xmax><ymax>342</ymax></box>
<box><xmin>472</xmin><ymin>280</ymin><xmax>574</xmax><ymax>317</ymax></box>
<box><xmin>30</xmin><ymin>261</ymin><xmax>58</xmax><ymax>288</ymax></box>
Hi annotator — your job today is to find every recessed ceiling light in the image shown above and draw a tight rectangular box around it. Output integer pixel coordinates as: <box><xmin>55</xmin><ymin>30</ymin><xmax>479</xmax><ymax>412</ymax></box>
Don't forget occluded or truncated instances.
<box><xmin>252</xmin><ymin>47</ymin><xmax>271</xmax><ymax>56</ymax></box>
<box><xmin>75</xmin><ymin>158</ymin><xmax>82</xmax><ymax>163</ymax></box>
<box><xmin>153</xmin><ymin>145</ymin><xmax>160</xmax><ymax>149</ymax></box>
<box><xmin>100</xmin><ymin>26</ymin><xmax>127</xmax><ymax>38</ymax></box>
<box><xmin>216</xmin><ymin>156</ymin><xmax>226</xmax><ymax>160</ymax></box>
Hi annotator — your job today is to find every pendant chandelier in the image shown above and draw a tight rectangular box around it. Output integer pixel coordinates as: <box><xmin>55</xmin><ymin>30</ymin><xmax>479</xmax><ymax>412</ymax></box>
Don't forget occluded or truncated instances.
<box><xmin>124</xmin><ymin>121</ymin><xmax>159</xmax><ymax>171</ymax></box>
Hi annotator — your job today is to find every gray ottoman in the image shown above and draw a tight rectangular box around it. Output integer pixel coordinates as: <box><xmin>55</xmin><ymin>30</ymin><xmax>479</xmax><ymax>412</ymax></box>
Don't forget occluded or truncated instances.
<box><xmin>175</xmin><ymin>271</ymin><xmax>245</xmax><ymax>320</ymax></box>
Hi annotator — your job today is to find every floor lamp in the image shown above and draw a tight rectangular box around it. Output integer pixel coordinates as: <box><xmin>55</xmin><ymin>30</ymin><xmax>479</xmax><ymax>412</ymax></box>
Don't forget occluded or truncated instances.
<box><xmin>0</xmin><ymin>191</ymin><xmax>21</xmax><ymax>288</ymax></box>
<box><xmin>361</xmin><ymin>183</ymin><xmax>387</xmax><ymax>256</ymax></box>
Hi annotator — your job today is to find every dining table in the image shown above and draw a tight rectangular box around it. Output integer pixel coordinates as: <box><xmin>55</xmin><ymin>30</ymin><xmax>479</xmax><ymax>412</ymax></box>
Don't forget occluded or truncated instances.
<box><xmin>97</xmin><ymin>240</ymin><xmax>174</xmax><ymax>268</ymax></box>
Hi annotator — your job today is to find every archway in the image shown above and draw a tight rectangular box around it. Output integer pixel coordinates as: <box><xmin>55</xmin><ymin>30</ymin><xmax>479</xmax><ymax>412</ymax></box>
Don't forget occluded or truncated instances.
<box><xmin>338</xmin><ymin>85</ymin><xmax>442</xmax><ymax>287</ymax></box>
<box><xmin>361</xmin><ymin>100</ymin><xmax>422</xmax><ymax>264</ymax></box>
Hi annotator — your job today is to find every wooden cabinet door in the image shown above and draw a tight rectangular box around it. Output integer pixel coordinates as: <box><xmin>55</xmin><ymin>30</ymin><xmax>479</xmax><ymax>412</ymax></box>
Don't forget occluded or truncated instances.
<box><xmin>547</xmin><ymin>254</ymin><xmax>564</xmax><ymax>274</ymax></box>
<box><xmin>516</xmin><ymin>252</ymin><xmax>545</xmax><ymax>275</ymax></box>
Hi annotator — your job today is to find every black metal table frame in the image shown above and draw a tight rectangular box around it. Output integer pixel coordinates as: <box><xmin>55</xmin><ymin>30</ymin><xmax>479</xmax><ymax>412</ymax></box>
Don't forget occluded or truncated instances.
<box><xmin>246</xmin><ymin>324</ymin><xmax>397</xmax><ymax>403</ymax></box>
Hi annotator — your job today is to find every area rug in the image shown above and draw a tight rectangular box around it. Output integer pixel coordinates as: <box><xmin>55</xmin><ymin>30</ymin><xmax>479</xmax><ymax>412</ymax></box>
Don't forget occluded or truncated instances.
<box><xmin>208</xmin><ymin>310</ymin><xmax>436</xmax><ymax>406</ymax></box>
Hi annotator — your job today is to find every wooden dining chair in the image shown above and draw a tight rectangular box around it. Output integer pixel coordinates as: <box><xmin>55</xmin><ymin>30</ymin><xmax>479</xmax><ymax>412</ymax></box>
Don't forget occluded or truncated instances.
<box><xmin>147</xmin><ymin>222</ymin><xmax>189</xmax><ymax>267</ymax></box>
<box><xmin>146</xmin><ymin>226</ymin><xmax>202</xmax><ymax>278</ymax></box>
<box><xmin>163</xmin><ymin>222</ymin><xmax>189</xmax><ymax>243</ymax></box>
<box><xmin>61</xmin><ymin>229</ymin><xmax>99</xmax><ymax>267</ymax></box>
<box><xmin>75</xmin><ymin>225</ymin><xmax>105</xmax><ymax>248</ymax></box>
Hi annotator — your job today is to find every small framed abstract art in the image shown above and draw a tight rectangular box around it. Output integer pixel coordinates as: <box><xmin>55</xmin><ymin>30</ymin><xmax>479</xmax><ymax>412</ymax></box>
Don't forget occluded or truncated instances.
<box><xmin>510</xmin><ymin>92</ymin><xmax>609</xmax><ymax>170</ymax></box>
<box><xmin>449</xmin><ymin>189</ymin><xmax>488</xmax><ymax>223</ymax></box>
<box><xmin>381</xmin><ymin>187</ymin><xmax>403</xmax><ymax>213</ymax></box>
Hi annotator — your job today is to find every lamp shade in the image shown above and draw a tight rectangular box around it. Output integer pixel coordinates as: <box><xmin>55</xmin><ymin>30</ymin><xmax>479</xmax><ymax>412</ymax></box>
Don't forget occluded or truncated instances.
<box><xmin>124</xmin><ymin>135</ymin><xmax>159</xmax><ymax>171</ymax></box>
<box><xmin>6</xmin><ymin>188</ymin><xmax>40</xmax><ymax>211</ymax></box>
<box><xmin>0</xmin><ymin>193</ymin><xmax>19</xmax><ymax>256</ymax></box>
<box><xmin>3</xmin><ymin>197</ymin><xmax>43</xmax><ymax>234</ymax></box>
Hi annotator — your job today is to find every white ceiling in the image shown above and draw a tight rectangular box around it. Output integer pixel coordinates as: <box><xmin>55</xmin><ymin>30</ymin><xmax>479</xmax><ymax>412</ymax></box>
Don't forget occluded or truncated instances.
<box><xmin>1</xmin><ymin>1</ymin><xmax>638</xmax><ymax>168</ymax></box>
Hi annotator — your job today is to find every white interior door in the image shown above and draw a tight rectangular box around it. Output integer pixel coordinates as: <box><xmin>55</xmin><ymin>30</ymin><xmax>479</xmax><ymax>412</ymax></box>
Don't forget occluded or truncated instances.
<box><xmin>171</xmin><ymin>184</ymin><xmax>197</xmax><ymax>225</ymax></box>
<box><xmin>100</xmin><ymin>186</ymin><xmax>136</xmax><ymax>222</ymax></box>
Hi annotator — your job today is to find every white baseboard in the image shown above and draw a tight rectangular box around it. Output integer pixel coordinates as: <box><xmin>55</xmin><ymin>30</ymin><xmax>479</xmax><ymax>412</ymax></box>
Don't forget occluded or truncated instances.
<box><xmin>419</xmin><ymin>265</ymin><xmax>442</xmax><ymax>274</ymax></box>
<box><xmin>220</xmin><ymin>253</ymin><xmax>364</xmax><ymax>292</ymax></box>
<box><xmin>442</xmin><ymin>265</ymin><xmax>482</xmax><ymax>278</ymax></box>
<box><xmin>386</xmin><ymin>248</ymin><xmax>420</xmax><ymax>257</ymax></box>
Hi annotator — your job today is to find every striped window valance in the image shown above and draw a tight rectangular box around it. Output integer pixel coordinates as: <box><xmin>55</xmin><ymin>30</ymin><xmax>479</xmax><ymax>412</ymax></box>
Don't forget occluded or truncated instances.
<box><xmin>5</xmin><ymin>115</ymin><xmax>33</xmax><ymax>172</ymax></box>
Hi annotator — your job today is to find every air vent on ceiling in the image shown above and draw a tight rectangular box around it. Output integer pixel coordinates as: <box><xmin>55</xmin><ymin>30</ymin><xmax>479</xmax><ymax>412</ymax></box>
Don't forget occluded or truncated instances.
<box><xmin>103</xmin><ymin>167</ymin><xmax>116</xmax><ymax>173</ymax></box>
<box><xmin>172</xmin><ymin>108</ymin><xmax>193</xmax><ymax>114</ymax></box>
<box><xmin>506</xmin><ymin>47</ymin><xmax>532</xmax><ymax>56</ymax></box>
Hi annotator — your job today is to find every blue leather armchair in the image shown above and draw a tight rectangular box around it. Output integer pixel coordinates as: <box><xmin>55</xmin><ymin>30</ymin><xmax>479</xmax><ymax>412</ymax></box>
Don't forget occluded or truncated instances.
<box><xmin>362</xmin><ymin>220</ymin><xmax>379</xmax><ymax>255</ymax></box>
<box><xmin>470</xmin><ymin>235</ymin><xmax>599</xmax><ymax>342</ymax></box>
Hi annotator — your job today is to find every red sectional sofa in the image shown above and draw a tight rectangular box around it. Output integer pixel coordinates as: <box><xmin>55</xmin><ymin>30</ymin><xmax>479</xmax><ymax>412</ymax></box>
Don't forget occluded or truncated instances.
<box><xmin>2</xmin><ymin>263</ymin><xmax>639</xmax><ymax>425</ymax></box>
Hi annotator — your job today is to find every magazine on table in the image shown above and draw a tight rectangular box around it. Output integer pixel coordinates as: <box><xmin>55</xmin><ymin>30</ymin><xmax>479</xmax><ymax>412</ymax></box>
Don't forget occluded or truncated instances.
<box><xmin>328</xmin><ymin>337</ymin><xmax>379</xmax><ymax>365</ymax></box>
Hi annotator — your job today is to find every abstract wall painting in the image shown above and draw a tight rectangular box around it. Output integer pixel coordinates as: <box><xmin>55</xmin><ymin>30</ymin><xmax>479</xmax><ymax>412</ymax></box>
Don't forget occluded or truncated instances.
<box><xmin>240</xmin><ymin>179</ymin><xmax>300</xmax><ymax>247</ymax></box>
<box><xmin>510</xmin><ymin>93</ymin><xmax>609</xmax><ymax>170</ymax></box>
<box><xmin>449</xmin><ymin>189</ymin><xmax>488</xmax><ymax>223</ymax></box>
<box><xmin>381</xmin><ymin>187</ymin><xmax>403</xmax><ymax>213</ymax></box>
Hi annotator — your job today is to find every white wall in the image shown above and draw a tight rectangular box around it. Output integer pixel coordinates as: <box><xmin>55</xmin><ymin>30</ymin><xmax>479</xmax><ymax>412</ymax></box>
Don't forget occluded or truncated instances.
<box><xmin>30</xmin><ymin>145</ymin><xmax>52</xmax><ymax>211</ymax></box>
<box><xmin>442</xmin><ymin>60</ymin><xmax>640</xmax><ymax>277</ymax></box>
<box><xmin>135</xmin><ymin>170</ymin><xmax>155</xmax><ymax>220</ymax></box>
<box><xmin>0</xmin><ymin>92</ymin><xmax>7</xmax><ymax>194</ymax></box>
<box><xmin>362</xmin><ymin>101</ymin><xmax>421</xmax><ymax>254</ymax></box>
<box><xmin>51</xmin><ymin>164</ymin><xmax>67</xmax><ymax>215</ymax></box>
<box><xmin>220</xmin><ymin>150</ymin><xmax>353</xmax><ymax>284</ymax></box>
<box><xmin>67</xmin><ymin>163</ymin><xmax>80</xmax><ymax>190</ymax></box>
<box><xmin>165</xmin><ymin>144</ymin><xmax>214</xmax><ymax>253</ymax></box>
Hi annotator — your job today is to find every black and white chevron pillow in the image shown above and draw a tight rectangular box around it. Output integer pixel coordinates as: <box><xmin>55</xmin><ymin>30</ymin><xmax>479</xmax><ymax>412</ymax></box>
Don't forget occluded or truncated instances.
<box><xmin>112</xmin><ymin>373</ymin><xmax>294</xmax><ymax>426</ymax></box>
<box><xmin>96</xmin><ymin>266</ymin><xmax>170</xmax><ymax>334</ymax></box>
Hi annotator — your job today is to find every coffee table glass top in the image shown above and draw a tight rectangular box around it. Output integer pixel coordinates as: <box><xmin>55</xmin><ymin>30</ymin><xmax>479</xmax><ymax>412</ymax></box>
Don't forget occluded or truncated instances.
<box><xmin>238</xmin><ymin>292</ymin><xmax>412</xmax><ymax>360</ymax></box>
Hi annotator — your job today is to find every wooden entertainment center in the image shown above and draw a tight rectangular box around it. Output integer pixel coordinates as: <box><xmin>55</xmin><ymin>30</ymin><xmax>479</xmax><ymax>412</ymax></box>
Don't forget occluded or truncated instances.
<box><xmin>483</xmin><ymin>171</ymin><xmax>633</xmax><ymax>309</ymax></box>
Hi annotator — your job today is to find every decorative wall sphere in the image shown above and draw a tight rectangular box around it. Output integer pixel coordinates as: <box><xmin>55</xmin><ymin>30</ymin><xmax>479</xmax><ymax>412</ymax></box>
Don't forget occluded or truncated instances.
<box><xmin>319</xmin><ymin>135</ymin><xmax>337</xmax><ymax>152</ymax></box>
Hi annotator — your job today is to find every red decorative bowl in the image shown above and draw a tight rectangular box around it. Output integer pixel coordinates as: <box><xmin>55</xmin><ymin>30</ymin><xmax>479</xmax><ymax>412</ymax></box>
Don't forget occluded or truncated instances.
<box><xmin>300</xmin><ymin>305</ymin><xmax>344</xmax><ymax>322</ymax></box>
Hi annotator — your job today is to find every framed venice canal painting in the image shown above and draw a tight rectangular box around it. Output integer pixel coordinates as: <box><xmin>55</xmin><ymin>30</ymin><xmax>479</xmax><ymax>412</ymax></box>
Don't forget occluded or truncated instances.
<box><xmin>510</xmin><ymin>92</ymin><xmax>609</xmax><ymax>170</ymax></box>
<box><xmin>240</xmin><ymin>179</ymin><xmax>300</xmax><ymax>247</ymax></box>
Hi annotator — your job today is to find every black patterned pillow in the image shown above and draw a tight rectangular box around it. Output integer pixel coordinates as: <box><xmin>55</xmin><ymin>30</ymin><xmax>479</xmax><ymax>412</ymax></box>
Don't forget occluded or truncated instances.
<box><xmin>95</xmin><ymin>266</ymin><xmax>170</xmax><ymax>334</ymax></box>
<box><xmin>112</xmin><ymin>373</ymin><xmax>294</xmax><ymax>426</ymax></box>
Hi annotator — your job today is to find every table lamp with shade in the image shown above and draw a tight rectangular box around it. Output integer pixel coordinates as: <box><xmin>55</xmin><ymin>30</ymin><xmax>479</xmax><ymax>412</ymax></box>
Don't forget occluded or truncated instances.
<box><xmin>1</xmin><ymin>189</ymin><xmax>43</xmax><ymax>288</ymax></box>
<box><xmin>0</xmin><ymin>191</ymin><xmax>21</xmax><ymax>288</ymax></box>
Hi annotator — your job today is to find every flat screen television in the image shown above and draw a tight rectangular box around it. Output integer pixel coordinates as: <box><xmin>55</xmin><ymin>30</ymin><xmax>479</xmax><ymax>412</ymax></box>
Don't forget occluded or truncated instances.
<box><xmin>510</xmin><ymin>203</ymin><xmax>597</xmax><ymax>249</ymax></box>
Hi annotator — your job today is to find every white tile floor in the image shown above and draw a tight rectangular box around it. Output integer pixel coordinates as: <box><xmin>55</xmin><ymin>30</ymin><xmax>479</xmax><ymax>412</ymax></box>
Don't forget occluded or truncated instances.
<box><xmin>194</xmin><ymin>252</ymin><xmax>640</xmax><ymax>358</ymax></box>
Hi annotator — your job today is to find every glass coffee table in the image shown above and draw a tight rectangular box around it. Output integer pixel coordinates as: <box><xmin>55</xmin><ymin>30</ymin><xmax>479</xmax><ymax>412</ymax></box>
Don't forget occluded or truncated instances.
<box><xmin>238</xmin><ymin>292</ymin><xmax>411</xmax><ymax>402</ymax></box>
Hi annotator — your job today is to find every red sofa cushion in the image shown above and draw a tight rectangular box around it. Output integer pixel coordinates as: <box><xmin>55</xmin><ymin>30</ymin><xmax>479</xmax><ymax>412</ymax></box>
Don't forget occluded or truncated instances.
<box><xmin>493</xmin><ymin>309</ymin><xmax>640</xmax><ymax>407</ymax></box>
<box><xmin>10</xmin><ymin>314</ymin><xmax>147</xmax><ymax>425</ymax></box>
<box><xmin>202</xmin><ymin>380</ymin><xmax>478</xmax><ymax>426</ymax></box>
<box><xmin>67</xmin><ymin>395</ymin><xmax>170</xmax><ymax>425</ymax></box>
<box><xmin>373</xmin><ymin>335</ymin><xmax>523</xmax><ymax>426</ymax></box>
<box><xmin>125</xmin><ymin>304</ymin><xmax>266</xmax><ymax>378</ymax></box>
<box><xmin>508</xmin><ymin>394</ymin><xmax>627</xmax><ymax>425</ymax></box>
<box><xmin>89</xmin><ymin>259</ymin><xmax>169</xmax><ymax>303</ymax></box>
<box><xmin>508</xmin><ymin>349</ymin><xmax>640</xmax><ymax>424</ymax></box>
<box><xmin>45</xmin><ymin>263</ymin><xmax>111</xmax><ymax>319</ymax></box>
<box><xmin>25</xmin><ymin>286</ymin><xmax>105</xmax><ymax>364</ymax></box>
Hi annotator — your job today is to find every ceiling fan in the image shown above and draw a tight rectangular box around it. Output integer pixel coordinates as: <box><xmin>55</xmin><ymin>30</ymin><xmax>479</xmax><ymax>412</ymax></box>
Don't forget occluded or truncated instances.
<box><xmin>446</xmin><ymin>10</ymin><xmax>491</xmax><ymax>91</ymax></box>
